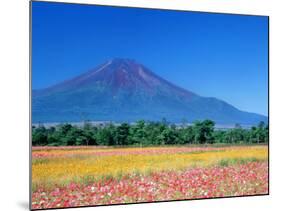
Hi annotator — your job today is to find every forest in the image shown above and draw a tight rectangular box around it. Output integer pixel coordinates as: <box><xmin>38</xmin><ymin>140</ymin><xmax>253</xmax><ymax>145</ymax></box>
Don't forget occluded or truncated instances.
<box><xmin>32</xmin><ymin>119</ymin><xmax>269</xmax><ymax>146</ymax></box>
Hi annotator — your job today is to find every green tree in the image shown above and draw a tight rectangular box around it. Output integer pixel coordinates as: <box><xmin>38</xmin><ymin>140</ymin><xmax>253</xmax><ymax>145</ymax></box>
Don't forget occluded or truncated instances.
<box><xmin>95</xmin><ymin>124</ymin><xmax>116</xmax><ymax>146</ymax></box>
<box><xmin>193</xmin><ymin>120</ymin><xmax>215</xmax><ymax>144</ymax></box>
<box><xmin>115</xmin><ymin>123</ymin><xmax>130</xmax><ymax>145</ymax></box>
<box><xmin>129</xmin><ymin>120</ymin><xmax>147</xmax><ymax>145</ymax></box>
<box><xmin>82</xmin><ymin>121</ymin><xmax>97</xmax><ymax>145</ymax></box>
<box><xmin>178</xmin><ymin>126</ymin><xmax>194</xmax><ymax>144</ymax></box>
<box><xmin>32</xmin><ymin>126</ymin><xmax>48</xmax><ymax>145</ymax></box>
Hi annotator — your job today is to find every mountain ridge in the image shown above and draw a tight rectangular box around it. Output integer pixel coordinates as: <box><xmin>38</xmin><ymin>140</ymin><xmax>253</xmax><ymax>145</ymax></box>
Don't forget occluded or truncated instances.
<box><xmin>32</xmin><ymin>58</ymin><xmax>268</xmax><ymax>124</ymax></box>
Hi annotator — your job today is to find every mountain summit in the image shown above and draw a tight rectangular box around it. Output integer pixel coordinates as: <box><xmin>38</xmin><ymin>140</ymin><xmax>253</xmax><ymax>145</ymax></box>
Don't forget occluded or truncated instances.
<box><xmin>35</xmin><ymin>58</ymin><xmax>196</xmax><ymax>99</ymax></box>
<box><xmin>32</xmin><ymin>58</ymin><xmax>267</xmax><ymax>124</ymax></box>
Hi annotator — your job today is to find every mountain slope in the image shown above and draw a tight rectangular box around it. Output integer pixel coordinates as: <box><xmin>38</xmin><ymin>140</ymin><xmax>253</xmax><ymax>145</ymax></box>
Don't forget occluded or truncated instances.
<box><xmin>32</xmin><ymin>58</ymin><xmax>267</xmax><ymax>124</ymax></box>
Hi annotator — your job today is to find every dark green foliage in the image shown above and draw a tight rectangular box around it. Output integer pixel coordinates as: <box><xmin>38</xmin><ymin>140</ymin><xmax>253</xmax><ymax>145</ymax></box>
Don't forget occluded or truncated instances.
<box><xmin>82</xmin><ymin>121</ymin><xmax>97</xmax><ymax>145</ymax></box>
<box><xmin>193</xmin><ymin>120</ymin><xmax>215</xmax><ymax>144</ymax></box>
<box><xmin>115</xmin><ymin>123</ymin><xmax>130</xmax><ymax>145</ymax></box>
<box><xmin>31</xmin><ymin>120</ymin><xmax>269</xmax><ymax>146</ymax></box>
<box><xmin>32</xmin><ymin>126</ymin><xmax>48</xmax><ymax>146</ymax></box>
<box><xmin>96</xmin><ymin>123</ymin><xmax>116</xmax><ymax>146</ymax></box>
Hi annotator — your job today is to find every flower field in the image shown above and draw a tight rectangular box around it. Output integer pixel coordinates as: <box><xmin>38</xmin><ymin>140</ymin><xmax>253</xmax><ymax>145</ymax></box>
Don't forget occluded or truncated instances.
<box><xmin>31</xmin><ymin>145</ymin><xmax>268</xmax><ymax>209</ymax></box>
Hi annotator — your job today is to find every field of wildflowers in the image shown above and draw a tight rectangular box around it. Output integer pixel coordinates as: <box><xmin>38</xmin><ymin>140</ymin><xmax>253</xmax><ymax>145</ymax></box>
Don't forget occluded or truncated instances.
<box><xmin>31</xmin><ymin>145</ymin><xmax>268</xmax><ymax>209</ymax></box>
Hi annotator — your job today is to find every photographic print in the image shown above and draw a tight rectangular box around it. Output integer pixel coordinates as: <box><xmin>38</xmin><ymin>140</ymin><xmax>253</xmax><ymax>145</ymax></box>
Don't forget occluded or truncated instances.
<box><xmin>31</xmin><ymin>1</ymin><xmax>269</xmax><ymax>210</ymax></box>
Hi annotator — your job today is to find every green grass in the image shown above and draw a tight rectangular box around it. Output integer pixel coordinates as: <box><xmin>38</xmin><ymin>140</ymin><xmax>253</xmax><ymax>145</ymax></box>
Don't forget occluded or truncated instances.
<box><xmin>217</xmin><ymin>157</ymin><xmax>262</xmax><ymax>167</ymax></box>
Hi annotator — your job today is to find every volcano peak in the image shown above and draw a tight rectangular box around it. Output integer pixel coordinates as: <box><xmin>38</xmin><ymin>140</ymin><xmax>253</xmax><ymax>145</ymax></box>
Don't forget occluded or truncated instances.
<box><xmin>110</xmin><ymin>58</ymin><xmax>137</xmax><ymax>64</ymax></box>
<box><xmin>32</xmin><ymin>59</ymin><xmax>268</xmax><ymax>124</ymax></box>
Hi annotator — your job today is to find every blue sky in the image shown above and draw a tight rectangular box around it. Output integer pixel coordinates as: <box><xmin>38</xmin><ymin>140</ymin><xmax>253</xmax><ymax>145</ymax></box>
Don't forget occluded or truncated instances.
<box><xmin>32</xmin><ymin>1</ymin><xmax>268</xmax><ymax>116</ymax></box>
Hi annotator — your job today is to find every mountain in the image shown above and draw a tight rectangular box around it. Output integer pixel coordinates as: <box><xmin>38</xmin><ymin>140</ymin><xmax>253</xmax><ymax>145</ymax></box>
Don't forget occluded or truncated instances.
<box><xmin>32</xmin><ymin>58</ymin><xmax>268</xmax><ymax>125</ymax></box>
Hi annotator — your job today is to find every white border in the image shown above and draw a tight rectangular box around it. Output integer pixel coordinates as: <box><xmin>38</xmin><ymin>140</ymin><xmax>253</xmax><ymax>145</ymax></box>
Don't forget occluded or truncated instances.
<box><xmin>1</xmin><ymin>0</ymin><xmax>280</xmax><ymax>211</ymax></box>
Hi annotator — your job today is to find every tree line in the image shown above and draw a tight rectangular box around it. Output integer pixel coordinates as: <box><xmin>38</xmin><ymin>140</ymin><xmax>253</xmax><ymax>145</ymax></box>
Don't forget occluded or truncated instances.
<box><xmin>32</xmin><ymin>119</ymin><xmax>269</xmax><ymax>146</ymax></box>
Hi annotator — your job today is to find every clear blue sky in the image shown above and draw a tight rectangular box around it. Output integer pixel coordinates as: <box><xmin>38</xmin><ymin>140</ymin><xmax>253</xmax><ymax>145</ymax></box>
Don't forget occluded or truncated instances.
<box><xmin>32</xmin><ymin>1</ymin><xmax>268</xmax><ymax>116</ymax></box>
